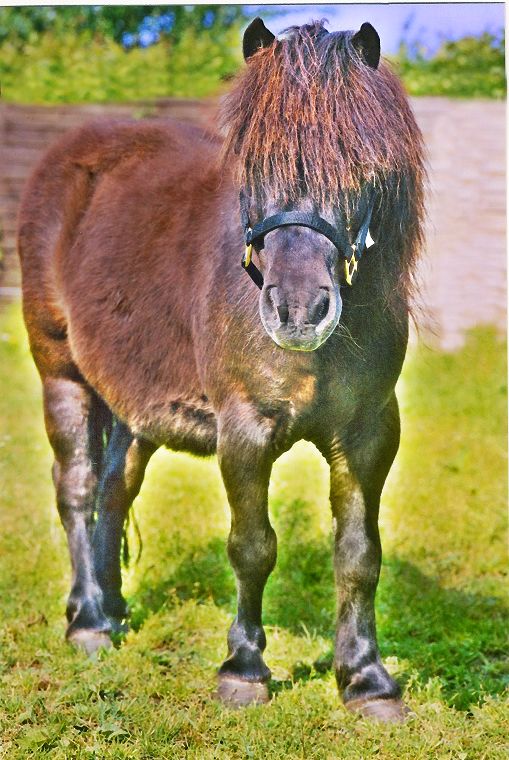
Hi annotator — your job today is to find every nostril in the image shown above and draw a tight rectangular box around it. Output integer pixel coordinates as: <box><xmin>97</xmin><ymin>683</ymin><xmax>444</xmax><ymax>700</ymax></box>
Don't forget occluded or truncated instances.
<box><xmin>308</xmin><ymin>288</ymin><xmax>330</xmax><ymax>325</ymax></box>
<box><xmin>265</xmin><ymin>286</ymin><xmax>289</xmax><ymax>326</ymax></box>
<box><xmin>277</xmin><ymin>303</ymin><xmax>289</xmax><ymax>325</ymax></box>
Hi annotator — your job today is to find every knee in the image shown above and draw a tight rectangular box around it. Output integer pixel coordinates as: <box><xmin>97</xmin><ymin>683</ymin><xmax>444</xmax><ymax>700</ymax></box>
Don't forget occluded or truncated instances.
<box><xmin>228</xmin><ymin>523</ymin><xmax>277</xmax><ymax>579</ymax></box>
<box><xmin>334</xmin><ymin>538</ymin><xmax>381</xmax><ymax>590</ymax></box>
<box><xmin>335</xmin><ymin>560</ymin><xmax>380</xmax><ymax>597</ymax></box>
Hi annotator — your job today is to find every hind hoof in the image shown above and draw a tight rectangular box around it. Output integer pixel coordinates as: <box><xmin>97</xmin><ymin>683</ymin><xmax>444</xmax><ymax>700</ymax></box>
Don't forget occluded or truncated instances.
<box><xmin>67</xmin><ymin>629</ymin><xmax>112</xmax><ymax>656</ymax></box>
<box><xmin>345</xmin><ymin>697</ymin><xmax>411</xmax><ymax>723</ymax></box>
<box><xmin>216</xmin><ymin>676</ymin><xmax>270</xmax><ymax>707</ymax></box>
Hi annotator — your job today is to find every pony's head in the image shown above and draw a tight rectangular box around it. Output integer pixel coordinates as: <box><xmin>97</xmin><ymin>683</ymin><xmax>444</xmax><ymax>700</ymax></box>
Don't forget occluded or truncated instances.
<box><xmin>221</xmin><ymin>18</ymin><xmax>424</xmax><ymax>351</ymax></box>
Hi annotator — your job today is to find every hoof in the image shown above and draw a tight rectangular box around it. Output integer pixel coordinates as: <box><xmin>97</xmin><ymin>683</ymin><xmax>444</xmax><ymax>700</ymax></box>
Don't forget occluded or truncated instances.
<box><xmin>216</xmin><ymin>676</ymin><xmax>270</xmax><ymax>708</ymax></box>
<box><xmin>345</xmin><ymin>697</ymin><xmax>411</xmax><ymax>723</ymax></box>
<box><xmin>67</xmin><ymin>629</ymin><xmax>112</xmax><ymax>656</ymax></box>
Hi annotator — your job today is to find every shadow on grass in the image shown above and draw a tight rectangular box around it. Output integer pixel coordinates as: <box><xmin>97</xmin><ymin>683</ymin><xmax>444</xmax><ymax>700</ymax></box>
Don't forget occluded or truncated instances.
<box><xmin>127</xmin><ymin>499</ymin><xmax>508</xmax><ymax>709</ymax></box>
<box><xmin>377</xmin><ymin>557</ymin><xmax>509</xmax><ymax>709</ymax></box>
<box><xmin>128</xmin><ymin>535</ymin><xmax>236</xmax><ymax>631</ymax></box>
<box><xmin>128</xmin><ymin>497</ymin><xmax>335</xmax><ymax>636</ymax></box>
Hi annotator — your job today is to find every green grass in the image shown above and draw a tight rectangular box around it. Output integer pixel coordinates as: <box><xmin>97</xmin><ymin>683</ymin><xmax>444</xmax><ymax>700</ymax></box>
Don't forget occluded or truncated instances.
<box><xmin>0</xmin><ymin>302</ymin><xmax>507</xmax><ymax>758</ymax></box>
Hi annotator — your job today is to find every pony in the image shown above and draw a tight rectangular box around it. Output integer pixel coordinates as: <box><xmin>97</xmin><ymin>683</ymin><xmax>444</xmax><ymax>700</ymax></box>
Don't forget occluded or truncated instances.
<box><xmin>18</xmin><ymin>19</ymin><xmax>425</xmax><ymax>722</ymax></box>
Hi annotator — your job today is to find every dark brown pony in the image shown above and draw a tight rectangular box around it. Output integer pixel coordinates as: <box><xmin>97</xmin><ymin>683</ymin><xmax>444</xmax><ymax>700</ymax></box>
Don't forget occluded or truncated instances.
<box><xmin>18</xmin><ymin>20</ymin><xmax>425</xmax><ymax>722</ymax></box>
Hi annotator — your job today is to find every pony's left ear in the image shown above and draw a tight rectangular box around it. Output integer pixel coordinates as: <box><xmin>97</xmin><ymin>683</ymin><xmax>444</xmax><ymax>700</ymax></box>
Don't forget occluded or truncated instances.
<box><xmin>243</xmin><ymin>17</ymin><xmax>276</xmax><ymax>61</ymax></box>
<box><xmin>352</xmin><ymin>22</ymin><xmax>380</xmax><ymax>69</ymax></box>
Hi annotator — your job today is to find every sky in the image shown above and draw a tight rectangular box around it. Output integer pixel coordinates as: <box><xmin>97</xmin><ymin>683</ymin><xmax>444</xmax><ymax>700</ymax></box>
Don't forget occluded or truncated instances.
<box><xmin>248</xmin><ymin>3</ymin><xmax>505</xmax><ymax>55</ymax></box>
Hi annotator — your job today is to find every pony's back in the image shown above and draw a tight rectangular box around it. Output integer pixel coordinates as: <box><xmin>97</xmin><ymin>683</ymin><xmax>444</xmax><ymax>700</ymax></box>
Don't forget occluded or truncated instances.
<box><xmin>18</xmin><ymin>118</ymin><xmax>221</xmax><ymax>382</ymax></box>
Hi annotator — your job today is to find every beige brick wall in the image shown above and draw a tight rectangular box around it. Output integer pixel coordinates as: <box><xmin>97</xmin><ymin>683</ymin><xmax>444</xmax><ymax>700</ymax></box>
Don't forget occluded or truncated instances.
<box><xmin>412</xmin><ymin>98</ymin><xmax>506</xmax><ymax>349</ymax></box>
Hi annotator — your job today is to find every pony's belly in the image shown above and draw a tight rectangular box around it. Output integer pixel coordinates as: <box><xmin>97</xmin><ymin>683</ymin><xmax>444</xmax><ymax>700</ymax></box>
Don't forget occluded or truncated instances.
<box><xmin>126</xmin><ymin>395</ymin><xmax>218</xmax><ymax>455</ymax></box>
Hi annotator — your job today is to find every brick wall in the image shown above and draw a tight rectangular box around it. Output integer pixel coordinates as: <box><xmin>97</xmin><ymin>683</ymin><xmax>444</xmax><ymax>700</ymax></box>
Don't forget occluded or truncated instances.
<box><xmin>0</xmin><ymin>99</ymin><xmax>216</xmax><ymax>288</ymax></box>
<box><xmin>412</xmin><ymin>98</ymin><xmax>506</xmax><ymax>349</ymax></box>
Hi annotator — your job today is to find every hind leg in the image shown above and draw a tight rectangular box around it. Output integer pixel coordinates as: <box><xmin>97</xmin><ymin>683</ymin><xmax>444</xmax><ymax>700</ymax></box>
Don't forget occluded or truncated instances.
<box><xmin>92</xmin><ymin>420</ymin><xmax>156</xmax><ymax>630</ymax></box>
<box><xmin>43</xmin><ymin>376</ymin><xmax>111</xmax><ymax>652</ymax></box>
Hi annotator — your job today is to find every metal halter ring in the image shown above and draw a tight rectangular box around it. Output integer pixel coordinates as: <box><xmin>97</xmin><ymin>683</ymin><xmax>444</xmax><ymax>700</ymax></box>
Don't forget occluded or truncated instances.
<box><xmin>344</xmin><ymin>249</ymin><xmax>359</xmax><ymax>286</ymax></box>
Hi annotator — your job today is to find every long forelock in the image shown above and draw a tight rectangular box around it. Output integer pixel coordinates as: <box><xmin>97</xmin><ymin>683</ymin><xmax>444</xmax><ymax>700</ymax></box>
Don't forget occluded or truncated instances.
<box><xmin>220</xmin><ymin>21</ymin><xmax>424</xmax><ymax>210</ymax></box>
<box><xmin>220</xmin><ymin>21</ymin><xmax>426</xmax><ymax>320</ymax></box>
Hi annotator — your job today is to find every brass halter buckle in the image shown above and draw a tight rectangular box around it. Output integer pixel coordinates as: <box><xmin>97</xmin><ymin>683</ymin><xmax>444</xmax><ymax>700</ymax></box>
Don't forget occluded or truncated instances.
<box><xmin>243</xmin><ymin>243</ymin><xmax>253</xmax><ymax>268</ymax></box>
<box><xmin>344</xmin><ymin>247</ymin><xmax>359</xmax><ymax>286</ymax></box>
<box><xmin>242</xmin><ymin>229</ymin><xmax>253</xmax><ymax>268</ymax></box>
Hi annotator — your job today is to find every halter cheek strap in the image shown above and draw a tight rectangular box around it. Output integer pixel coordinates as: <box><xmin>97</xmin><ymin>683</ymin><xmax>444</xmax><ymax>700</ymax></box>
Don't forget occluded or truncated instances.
<box><xmin>239</xmin><ymin>190</ymin><xmax>376</xmax><ymax>290</ymax></box>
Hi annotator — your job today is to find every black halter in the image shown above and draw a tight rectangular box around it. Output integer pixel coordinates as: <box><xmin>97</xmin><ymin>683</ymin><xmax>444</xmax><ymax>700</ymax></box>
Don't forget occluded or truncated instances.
<box><xmin>239</xmin><ymin>189</ymin><xmax>376</xmax><ymax>290</ymax></box>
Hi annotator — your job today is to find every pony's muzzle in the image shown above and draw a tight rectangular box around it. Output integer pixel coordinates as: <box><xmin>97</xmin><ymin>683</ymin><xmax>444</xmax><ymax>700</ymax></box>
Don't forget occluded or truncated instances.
<box><xmin>260</xmin><ymin>284</ymin><xmax>342</xmax><ymax>351</ymax></box>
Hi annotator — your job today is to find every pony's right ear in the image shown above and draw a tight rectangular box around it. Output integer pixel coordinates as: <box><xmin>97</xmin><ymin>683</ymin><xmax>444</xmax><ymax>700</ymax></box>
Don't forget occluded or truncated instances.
<box><xmin>352</xmin><ymin>22</ymin><xmax>380</xmax><ymax>69</ymax></box>
<box><xmin>243</xmin><ymin>17</ymin><xmax>276</xmax><ymax>61</ymax></box>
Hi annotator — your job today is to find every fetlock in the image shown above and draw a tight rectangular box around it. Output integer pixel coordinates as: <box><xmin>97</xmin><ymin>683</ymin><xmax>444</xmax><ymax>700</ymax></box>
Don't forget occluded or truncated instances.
<box><xmin>100</xmin><ymin>589</ymin><xmax>129</xmax><ymax>621</ymax></box>
<box><xmin>66</xmin><ymin>595</ymin><xmax>111</xmax><ymax>637</ymax></box>
<box><xmin>338</xmin><ymin>659</ymin><xmax>401</xmax><ymax>705</ymax></box>
<box><xmin>219</xmin><ymin>646</ymin><xmax>271</xmax><ymax>683</ymax></box>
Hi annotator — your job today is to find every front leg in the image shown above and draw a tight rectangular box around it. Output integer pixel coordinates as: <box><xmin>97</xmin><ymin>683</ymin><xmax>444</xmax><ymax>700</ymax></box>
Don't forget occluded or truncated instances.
<box><xmin>216</xmin><ymin>400</ymin><xmax>277</xmax><ymax>706</ymax></box>
<box><xmin>322</xmin><ymin>394</ymin><xmax>408</xmax><ymax>722</ymax></box>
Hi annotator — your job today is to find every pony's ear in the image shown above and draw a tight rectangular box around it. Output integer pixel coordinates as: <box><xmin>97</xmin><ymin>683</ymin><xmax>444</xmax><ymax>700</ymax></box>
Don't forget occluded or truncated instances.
<box><xmin>243</xmin><ymin>17</ymin><xmax>276</xmax><ymax>61</ymax></box>
<box><xmin>352</xmin><ymin>22</ymin><xmax>380</xmax><ymax>69</ymax></box>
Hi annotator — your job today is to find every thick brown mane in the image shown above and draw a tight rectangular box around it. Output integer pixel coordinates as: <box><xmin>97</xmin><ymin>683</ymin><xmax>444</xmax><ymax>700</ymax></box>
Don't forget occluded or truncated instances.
<box><xmin>221</xmin><ymin>20</ymin><xmax>426</xmax><ymax>315</ymax></box>
<box><xmin>221</xmin><ymin>21</ymin><xmax>423</xmax><ymax>204</ymax></box>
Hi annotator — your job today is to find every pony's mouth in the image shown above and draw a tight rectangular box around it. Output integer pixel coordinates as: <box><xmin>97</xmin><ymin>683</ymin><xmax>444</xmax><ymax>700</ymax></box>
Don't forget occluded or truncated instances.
<box><xmin>270</xmin><ymin>334</ymin><xmax>328</xmax><ymax>352</ymax></box>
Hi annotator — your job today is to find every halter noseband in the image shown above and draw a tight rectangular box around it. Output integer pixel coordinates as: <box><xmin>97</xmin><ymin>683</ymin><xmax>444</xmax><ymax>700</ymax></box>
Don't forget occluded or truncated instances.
<box><xmin>239</xmin><ymin>189</ymin><xmax>376</xmax><ymax>290</ymax></box>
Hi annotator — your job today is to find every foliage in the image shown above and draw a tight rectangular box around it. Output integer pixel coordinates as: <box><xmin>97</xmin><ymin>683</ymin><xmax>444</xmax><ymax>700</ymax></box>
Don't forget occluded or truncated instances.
<box><xmin>0</xmin><ymin>5</ymin><xmax>245</xmax><ymax>103</ymax></box>
<box><xmin>165</xmin><ymin>23</ymin><xmax>241</xmax><ymax>99</ymax></box>
<box><xmin>0</xmin><ymin>301</ymin><xmax>507</xmax><ymax>757</ymax></box>
<box><xmin>0</xmin><ymin>5</ymin><xmax>245</xmax><ymax>48</ymax></box>
<box><xmin>0</xmin><ymin>4</ymin><xmax>505</xmax><ymax>103</ymax></box>
<box><xmin>0</xmin><ymin>24</ymin><xmax>242</xmax><ymax>103</ymax></box>
<box><xmin>118</xmin><ymin>6</ymin><xmax>245</xmax><ymax>50</ymax></box>
<box><xmin>392</xmin><ymin>31</ymin><xmax>506</xmax><ymax>99</ymax></box>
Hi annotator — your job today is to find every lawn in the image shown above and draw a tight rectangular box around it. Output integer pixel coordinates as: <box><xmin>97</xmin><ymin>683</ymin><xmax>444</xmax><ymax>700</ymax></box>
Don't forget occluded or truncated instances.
<box><xmin>0</xmin><ymin>301</ymin><xmax>507</xmax><ymax>758</ymax></box>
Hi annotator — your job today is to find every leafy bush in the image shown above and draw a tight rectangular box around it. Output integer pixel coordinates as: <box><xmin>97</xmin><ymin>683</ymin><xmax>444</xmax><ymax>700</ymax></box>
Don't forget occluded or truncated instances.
<box><xmin>0</xmin><ymin>5</ymin><xmax>244</xmax><ymax>47</ymax></box>
<box><xmin>0</xmin><ymin>7</ymin><xmax>505</xmax><ymax>103</ymax></box>
<box><xmin>0</xmin><ymin>5</ymin><xmax>245</xmax><ymax>103</ymax></box>
<box><xmin>393</xmin><ymin>32</ymin><xmax>505</xmax><ymax>99</ymax></box>
<box><xmin>0</xmin><ymin>25</ymin><xmax>242</xmax><ymax>103</ymax></box>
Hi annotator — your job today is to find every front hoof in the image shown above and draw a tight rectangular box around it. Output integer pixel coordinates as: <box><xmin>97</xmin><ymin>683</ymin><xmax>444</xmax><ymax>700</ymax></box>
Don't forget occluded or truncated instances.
<box><xmin>67</xmin><ymin>629</ymin><xmax>112</xmax><ymax>656</ymax></box>
<box><xmin>216</xmin><ymin>676</ymin><xmax>270</xmax><ymax>708</ymax></box>
<box><xmin>345</xmin><ymin>697</ymin><xmax>411</xmax><ymax>723</ymax></box>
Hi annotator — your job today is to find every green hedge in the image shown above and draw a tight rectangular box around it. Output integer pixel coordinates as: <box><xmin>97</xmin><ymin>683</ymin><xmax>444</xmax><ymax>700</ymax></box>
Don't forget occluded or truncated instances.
<box><xmin>392</xmin><ymin>32</ymin><xmax>505</xmax><ymax>99</ymax></box>
<box><xmin>0</xmin><ymin>27</ymin><xmax>505</xmax><ymax>103</ymax></box>
<box><xmin>0</xmin><ymin>26</ymin><xmax>242</xmax><ymax>103</ymax></box>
